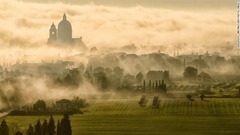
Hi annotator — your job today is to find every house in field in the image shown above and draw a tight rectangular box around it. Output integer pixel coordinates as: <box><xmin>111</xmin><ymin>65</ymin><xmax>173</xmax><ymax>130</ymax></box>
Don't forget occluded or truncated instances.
<box><xmin>55</xmin><ymin>99</ymin><xmax>74</xmax><ymax>111</ymax></box>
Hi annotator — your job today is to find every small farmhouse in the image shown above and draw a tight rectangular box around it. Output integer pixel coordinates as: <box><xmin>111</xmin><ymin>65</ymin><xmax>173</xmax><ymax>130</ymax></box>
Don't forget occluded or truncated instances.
<box><xmin>56</xmin><ymin>99</ymin><xmax>74</xmax><ymax>111</ymax></box>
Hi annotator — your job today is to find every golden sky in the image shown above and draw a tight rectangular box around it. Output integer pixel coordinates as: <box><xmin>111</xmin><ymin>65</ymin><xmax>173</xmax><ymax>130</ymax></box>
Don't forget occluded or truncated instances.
<box><xmin>20</xmin><ymin>0</ymin><xmax>235</xmax><ymax>9</ymax></box>
<box><xmin>0</xmin><ymin>0</ymin><xmax>237</xmax><ymax>62</ymax></box>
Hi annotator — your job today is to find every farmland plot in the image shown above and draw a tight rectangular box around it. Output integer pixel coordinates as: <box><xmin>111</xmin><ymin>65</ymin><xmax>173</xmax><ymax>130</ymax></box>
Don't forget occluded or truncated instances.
<box><xmin>2</xmin><ymin>98</ymin><xmax>240</xmax><ymax>135</ymax></box>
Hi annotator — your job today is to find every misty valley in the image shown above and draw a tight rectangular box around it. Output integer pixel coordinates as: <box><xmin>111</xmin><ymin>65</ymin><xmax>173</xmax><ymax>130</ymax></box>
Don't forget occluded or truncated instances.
<box><xmin>0</xmin><ymin>0</ymin><xmax>239</xmax><ymax>135</ymax></box>
<box><xmin>0</xmin><ymin>48</ymin><xmax>239</xmax><ymax>135</ymax></box>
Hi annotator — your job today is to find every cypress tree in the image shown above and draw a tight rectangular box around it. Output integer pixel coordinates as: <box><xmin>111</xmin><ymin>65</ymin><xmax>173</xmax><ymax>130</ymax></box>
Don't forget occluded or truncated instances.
<box><xmin>47</xmin><ymin>115</ymin><xmax>55</xmax><ymax>135</ymax></box>
<box><xmin>27</xmin><ymin>124</ymin><xmax>34</xmax><ymax>135</ymax></box>
<box><xmin>143</xmin><ymin>80</ymin><xmax>146</xmax><ymax>91</ymax></box>
<box><xmin>60</xmin><ymin>113</ymin><xmax>72</xmax><ymax>135</ymax></box>
<box><xmin>41</xmin><ymin>120</ymin><xmax>48</xmax><ymax>135</ymax></box>
<box><xmin>15</xmin><ymin>131</ymin><xmax>23</xmax><ymax>135</ymax></box>
<box><xmin>155</xmin><ymin>80</ymin><xmax>158</xmax><ymax>90</ymax></box>
<box><xmin>0</xmin><ymin>119</ymin><xmax>9</xmax><ymax>135</ymax></box>
<box><xmin>56</xmin><ymin>120</ymin><xmax>60</xmax><ymax>135</ymax></box>
<box><xmin>149</xmin><ymin>80</ymin><xmax>151</xmax><ymax>90</ymax></box>
<box><xmin>35</xmin><ymin>120</ymin><xmax>41</xmax><ymax>135</ymax></box>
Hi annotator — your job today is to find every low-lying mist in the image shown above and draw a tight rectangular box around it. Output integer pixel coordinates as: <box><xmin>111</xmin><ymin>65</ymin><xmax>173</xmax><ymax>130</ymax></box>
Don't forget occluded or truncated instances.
<box><xmin>0</xmin><ymin>75</ymin><xmax>125</xmax><ymax>111</ymax></box>
<box><xmin>0</xmin><ymin>0</ymin><xmax>236</xmax><ymax>57</ymax></box>
<box><xmin>0</xmin><ymin>0</ymin><xmax>238</xmax><ymax>111</ymax></box>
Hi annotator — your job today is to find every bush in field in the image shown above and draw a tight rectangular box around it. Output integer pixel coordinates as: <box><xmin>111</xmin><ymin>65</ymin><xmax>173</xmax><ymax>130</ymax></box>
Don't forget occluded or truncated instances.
<box><xmin>186</xmin><ymin>94</ymin><xmax>195</xmax><ymax>101</ymax></box>
<box><xmin>152</xmin><ymin>96</ymin><xmax>160</xmax><ymax>108</ymax></box>
<box><xmin>139</xmin><ymin>95</ymin><xmax>147</xmax><ymax>107</ymax></box>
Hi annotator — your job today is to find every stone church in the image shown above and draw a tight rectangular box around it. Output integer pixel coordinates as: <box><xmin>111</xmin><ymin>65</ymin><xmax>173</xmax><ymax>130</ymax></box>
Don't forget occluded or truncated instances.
<box><xmin>48</xmin><ymin>13</ymin><xmax>85</xmax><ymax>46</ymax></box>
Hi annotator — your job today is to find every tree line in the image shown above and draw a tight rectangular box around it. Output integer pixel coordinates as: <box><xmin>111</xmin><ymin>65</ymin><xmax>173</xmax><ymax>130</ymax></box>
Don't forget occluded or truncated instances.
<box><xmin>0</xmin><ymin>113</ymin><xmax>71</xmax><ymax>135</ymax></box>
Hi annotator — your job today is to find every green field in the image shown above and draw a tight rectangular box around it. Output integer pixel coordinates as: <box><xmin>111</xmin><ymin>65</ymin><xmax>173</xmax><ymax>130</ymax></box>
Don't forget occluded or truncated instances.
<box><xmin>3</xmin><ymin>98</ymin><xmax>240</xmax><ymax>135</ymax></box>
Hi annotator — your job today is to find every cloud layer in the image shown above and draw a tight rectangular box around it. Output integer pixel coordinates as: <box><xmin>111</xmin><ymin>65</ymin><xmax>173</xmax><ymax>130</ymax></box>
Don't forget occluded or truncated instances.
<box><xmin>0</xmin><ymin>0</ymin><xmax>237</xmax><ymax>62</ymax></box>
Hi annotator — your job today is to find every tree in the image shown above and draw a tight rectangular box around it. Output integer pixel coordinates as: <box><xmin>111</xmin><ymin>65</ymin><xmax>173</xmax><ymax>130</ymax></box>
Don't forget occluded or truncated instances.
<box><xmin>152</xmin><ymin>96</ymin><xmax>160</xmax><ymax>108</ymax></box>
<box><xmin>69</xmin><ymin>68</ymin><xmax>82</xmax><ymax>86</ymax></box>
<box><xmin>163</xmin><ymin>71</ymin><xmax>170</xmax><ymax>81</ymax></box>
<box><xmin>47</xmin><ymin>115</ymin><xmax>55</xmax><ymax>135</ymax></box>
<box><xmin>72</xmin><ymin>96</ymin><xmax>86</xmax><ymax>110</ymax></box>
<box><xmin>138</xmin><ymin>95</ymin><xmax>146</xmax><ymax>107</ymax></box>
<box><xmin>41</xmin><ymin>120</ymin><xmax>48</xmax><ymax>135</ymax></box>
<box><xmin>84</xmin><ymin>70</ymin><xmax>92</xmax><ymax>83</ymax></box>
<box><xmin>93</xmin><ymin>72</ymin><xmax>108</xmax><ymax>89</ymax></box>
<box><xmin>143</xmin><ymin>80</ymin><xmax>146</xmax><ymax>90</ymax></box>
<box><xmin>27</xmin><ymin>124</ymin><xmax>34</xmax><ymax>135</ymax></box>
<box><xmin>183</xmin><ymin>66</ymin><xmax>198</xmax><ymax>80</ymax></box>
<box><xmin>136</xmin><ymin>72</ymin><xmax>143</xmax><ymax>83</ymax></box>
<box><xmin>159</xmin><ymin>80</ymin><xmax>167</xmax><ymax>93</ymax></box>
<box><xmin>9</xmin><ymin>122</ymin><xmax>18</xmax><ymax>135</ymax></box>
<box><xmin>200</xmin><ymin>94</ymin><xmax>205</xmax><ymax>100</ymax></box>
<box><xmin>146</xmin><ymin>71</ymin><xmax>163</xmax><ymax>81</ymax></box>
<box><xmin>60</xmin><ymin>113</ymin><xmax>72</xmax><ymax>135</ymax></box>
<box><xmin>113</xmin><ymin>66</ymin><xmax>124</xmax><ymax>77</ymax></box>
<box><xmin>15</xmin><ymin>131</ymin><xmax>23</xmax><ymax>135</ymax></box>
<box><xmin>56</xmin><ymin>120</ymin><xmax>60</xmax><ymax>135</ymax></box>
<box><xmin>198</xmin><ymin>72</ymin><xmax>211</xmax><ymax>82</ymax></box>
<box><xmin>149</xmin><ymin>80</ymin><xmax>152</xmax><ymax>90</ymax></box>
<box><xmin>186</xmin><ymin>94</ymin><xmax>195</xmax><ymax>101</ymax></box>
<box><xmin>35</xmin><ymin>120</ymin><xmax>41</xmax><ymax>135</ymax></box>
<box><xmin>93</xmin><ymin>66</ymin><xmax>105</xmax><ymax>73</ymax></box>
<box><xmin>122</xmin><ymin>74</ymin><xmax>135</xmax><ymax>88</ymax></box>
<box><xmin>64</xmin><ymin>74</ymin><xmax>72</xmax><ymax>85</ymax></box>
<box><xmin>33</xmin><ymin>100</ymin><xmax>47</xmax><ymax>112</ymax></box>
<box><xmin>0</xmin><ymin>119</ymin><xmax>9</xmax><ymax>135</ymax></box>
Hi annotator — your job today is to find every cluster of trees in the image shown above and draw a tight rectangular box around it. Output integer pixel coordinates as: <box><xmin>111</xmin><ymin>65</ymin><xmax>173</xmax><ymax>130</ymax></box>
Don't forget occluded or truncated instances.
<box><xmin>55</xmin><ymin>68</ymin><xmax>83</xmax><ymax>87</ymax></box>
<box><xmin>0</xmin><ymin>113</ymin><xmax>71</xmax><ymax>135</ymax></box>
<box><xmin>53</xmin><ymin>63</ymin><xmax>171</xmax><ymax>91</ymax></box>
<box><xmin>84</xmin><ymin>66</ymin><xmax>127</xmax><ymax>90</ymax></box>
<box><xmin>146</xmin><ymin>71</ymin><xmax>170</xmax><ymax>82</ymax></box>
<box><xmin>183</xmin><ymin>66</ymin><xmax>211</xmax><ymax>82</ymax></box>
<box><xmin>84</xmin><ymin>66</ymin><xmax>170</xmax><ymax>91</ymax></box>
<box><xmin>143</xmin><ymin>80</ymin><xmax>167</xmax><ymax>92</ymax></box>
<box><xmin>22</xmin><ymin>97</ymin><xmax>87</xmax><ymax>113</ymax></box>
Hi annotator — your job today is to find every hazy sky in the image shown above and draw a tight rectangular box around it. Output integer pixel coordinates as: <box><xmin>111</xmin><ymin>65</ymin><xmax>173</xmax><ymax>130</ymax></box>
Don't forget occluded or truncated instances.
<box><xmin>0</xmin><ymin>0</ymin><xmax>236</xmax><ymax>62</ymax></box>
<box><xmin>20</xmin><ymin>0</ymin><xmax>235</xmax><ymax>9</ymax></box>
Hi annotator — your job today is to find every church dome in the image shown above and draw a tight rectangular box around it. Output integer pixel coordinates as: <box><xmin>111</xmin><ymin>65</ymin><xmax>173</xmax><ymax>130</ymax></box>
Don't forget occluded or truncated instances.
<box><xmin>58</xmin><ymin>13</ymin><xmax>72</xmax><ymax>43</ymax></box>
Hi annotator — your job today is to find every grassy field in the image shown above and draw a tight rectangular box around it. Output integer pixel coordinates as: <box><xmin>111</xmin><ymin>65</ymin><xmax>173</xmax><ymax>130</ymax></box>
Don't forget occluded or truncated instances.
<box><xmin>3</xmin><ymin>98</ymin><xmax>240</xmax><ymax>135</ymax></box>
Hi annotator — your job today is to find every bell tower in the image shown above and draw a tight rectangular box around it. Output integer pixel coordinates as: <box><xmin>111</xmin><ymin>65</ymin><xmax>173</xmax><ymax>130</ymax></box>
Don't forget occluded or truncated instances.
<box><xmin>48</xmin><ymin>23</ymin><xmax>57</xmax><ymax>43</ymax></box>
